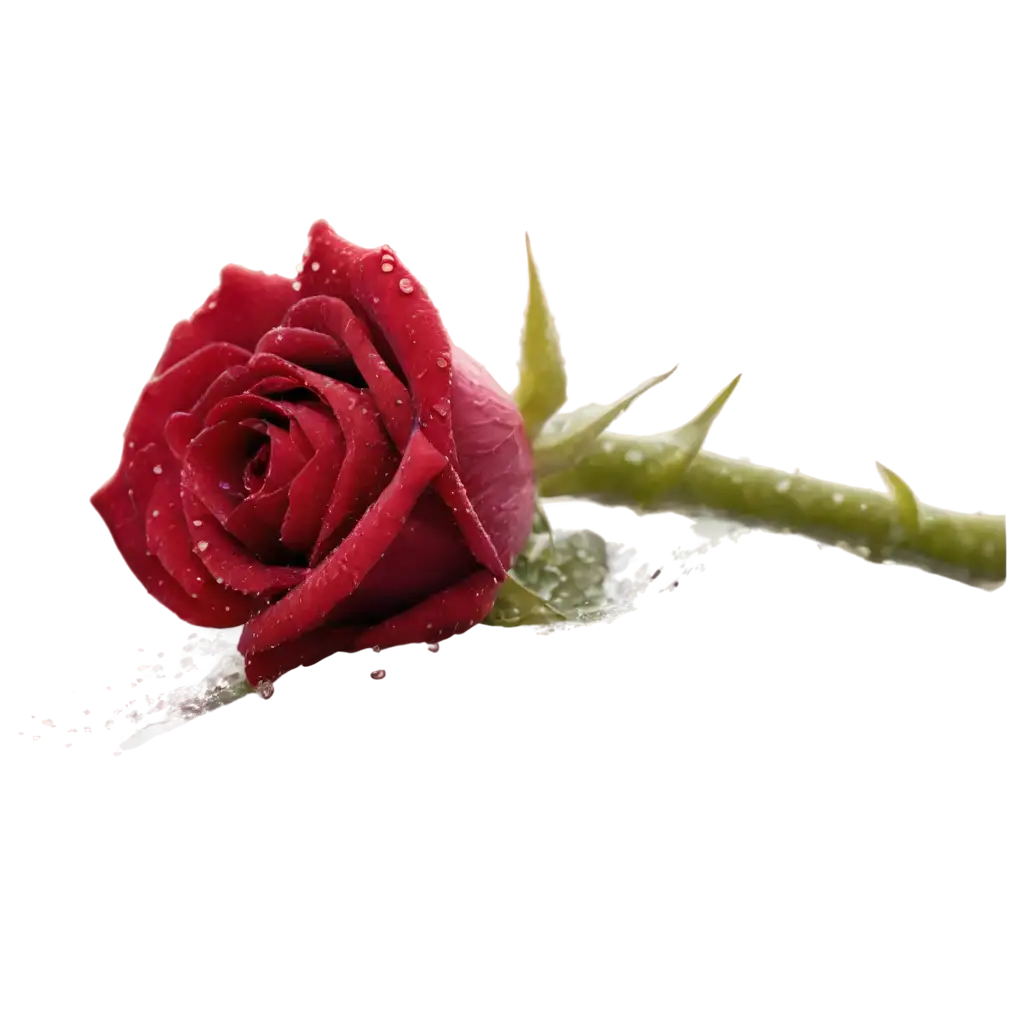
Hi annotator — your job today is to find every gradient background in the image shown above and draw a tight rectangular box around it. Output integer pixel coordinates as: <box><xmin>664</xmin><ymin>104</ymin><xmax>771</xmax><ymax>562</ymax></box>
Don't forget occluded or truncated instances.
<box><xmin>2</xmin><ymin>2</ymin><xmax>1019</xmax><ymax>1021</ymax></box>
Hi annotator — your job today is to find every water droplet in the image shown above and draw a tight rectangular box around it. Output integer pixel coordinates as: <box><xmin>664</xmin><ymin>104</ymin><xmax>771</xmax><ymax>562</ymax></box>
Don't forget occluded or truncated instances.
<box><xmin>259</xmin><ymin>683</ymin><xmax>275</xmax><ymax>699</ymax></box>
<box><xmin>432</xmin><ymin>403</ymin><xmax>448</xmax><ymax>418</ymax></box>
<box><xmin>152</xmin><ymin>464</ymin><xmax>163</xmax><ymax>475</ymax></box>
<box><xmin>196</xmin><ymin>541</ymin><xmax>209</xmax><ymax>552</ymax></box>
<box><xmin>208</xmin><ymin>300</ymin><xmax>218</xmax><ymax>310</ymax></box>
<box><xmin>370</xmin><ymin>669</ymin><xmax>386</xmax><ymax>680</ymax></box>
<box><xmin>436</xmin><ymin>357</ymin><xmax>447</xmax><ymax>369</ymax></box>
<box><xmin>398</xmin><ymin>278</ymin><xmax>414</xmax><ymax>294</ymax></box>
<box><xmin>832</xmin><ymin>492</ymin><xmax>845</xmax><ymax>504</ymax></box>
<box><xmin>291</xmin><ymin>281</ymin><xmax>302</xmax><ymax>291</ymax></box>
<box><xmin>381</xmin><ymin>262</ymin><xmax>394</xmax><ymax>273</ymax></box>
<box><xmin>193</xmin><ymin>519</ymin><xmax>203</xmax><ymax>527</ymax></box>
<box><xmin>151</xmin><ymin>509</ymin><xmax>159</xmax><ymax>517</ymax></box>
<box><xmin>859</xmin><ymin>503</ymin><xmax>868</xmax><ymax>511</ymax></box>
<box><xmin>310</xmin><ymin>261</ymin><xmax>320</xmax><ymax>272</ymax></box>
<box><xmin>219</xmin><ymin>481</ymin><xmax>231</xmax><ymax>490</ymax></box>
<box><xmin>775</xmin><ymin>479</ymin><xmax>791</xmax><ymax>493</ymax></box>
<box><xmin>624</xmin><ymin>449</ymin><xmax>644</xmax><ymax>464</ymax></box>
<box><xmin>372</xmin><ymin>645</ymin><xmax>381</xmax><ymax>653</ymax></box>
<box><xmin>427</xmin><ymin>643</ymin><xmax>440</xmax><ymax>653</ymax></box>
<box><xmin>395</xmin><ymin>398</ymin><xmax>403</xmax><ymax>405</ymax></box>
<box><xmin>381</xmin><ymin>245</ymin><xmax>395</xmax><ymax>255</ymax></box>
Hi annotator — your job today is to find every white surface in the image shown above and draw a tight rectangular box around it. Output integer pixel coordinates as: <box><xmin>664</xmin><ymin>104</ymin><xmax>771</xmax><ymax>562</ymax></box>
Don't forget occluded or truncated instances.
<box><xmin>112</xmin><ymin>716</ymin><xmax>1024</xmax><ymax>765</ymax></box>
<box><xmin>29</xmin><ymin>512</ymin><xmax>1015</xmax><ymax>761</ymax></box>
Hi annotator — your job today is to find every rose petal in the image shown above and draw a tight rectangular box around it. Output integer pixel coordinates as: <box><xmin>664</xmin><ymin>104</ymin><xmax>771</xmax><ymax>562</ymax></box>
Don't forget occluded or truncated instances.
<box><xmin>182</xmin><ymin>490</ymin><xmax>307</xmax><ymax>596</ymax></box>
<box><xmin>281</xmin><ymin>400</ymin><xmax>339</xmax><ymax>449</ymax></box>
<box><xmin>92</xmin><ymin>442</ymin><xmax>257</xmax><ymax>627</ymax></box>
<box><xmin>181</xmin><ymin>417</ymin><xmax>302</xmax><ymax>563</ymax></box>
<box><xmin>223</xmin><ymin>486</ymin><xmax>292</xmax><ymax>563</ymax></box>
<box><xmin>356</xmin><ymin>567</ymin><xmax>501</xmax><ymax>649</ymax></box>
<box><xmin>321</xmin><ymin>489</ymin><xmax>477</xmax><ymax>624</ymax></box>
<box><xmin>239</xmin><ymin>429</ymin><xmax>448</xmax><ymax>656</ymax></box>
<box><xmin>299</xmin><ymin>222</ymin><xmax>453</xmax><ymax>451</ymax></box>
<box><xmin>154</xmin><ymin>266</ymin><xmax>297</xmax><ymax>375</ymax></box>
<box><xmin>258</xmin><ymin>422</ymin><xmax>309</xmax><ymax>491</ymax></box>
<box><xmin>247</xmin><ymin>353</ymin><xmax>399</xmax><ymax>563</ymax></box>
<box><xmin>450</xmin><ymin>347</ymin><xmax>535</xmax><ymax>566</ymax></box>
<box><xmin>165</xmin><ymin>364</ymin><xmax>268</xmax><ymax>461</ymax></box>
<box><xmin>298</xmin><ymin>225</ymin><xmax>506</xmax><ymax>580</ymax></box>
<box><xmin>246</xmin><ymin>375</ymin><xmax>313</xmax><ymax>399</ymax></box>
<box><xmin>242</xmin><ymin>624</ymin><xmax>362</xmax><ymax>686</ymax></box>
<box><xmin>145</xmin><ymin>469</ymin><xmax>222</xmax><ymax>599</ymax></box>
<box><xmin>89</xmin><ymin>348</ymin><xmax>260</xmax><ymax>626</ymax></box>
<box><xmin>279</xmin><ymin>405</ymin><xmax>345</xmax><ymax>555</ymax></box>
<box><xmin>204</xmin><ymin>393</ymin><xmax>290</xmax><ymax>430</ymax></box>
<box><xmin>124</xmin><ymin>342</ymin><xmax>252</xmax><ymax>456</ymax></box>
<box><xmin>242</xmin><ymin>568</ymin><xmax>500</xmax><ymax>685</ymax></box>
<box><xmin>254</xmin><ymin>326</ymin><xmax>358</xmax><ymax>381</ymax></box>
<box><xmin>181</xmin><ymin>421</ymin><xmax>259</xmax><ymax>523</ymax></box>
<box><xmin>284</xmin><ymin>296</ymin><xmax>414</xmax><ymax>442</ymax></box>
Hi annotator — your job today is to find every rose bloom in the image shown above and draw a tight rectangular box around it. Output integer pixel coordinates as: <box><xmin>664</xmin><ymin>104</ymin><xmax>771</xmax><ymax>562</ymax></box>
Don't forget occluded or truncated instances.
<box><xmin>92</xmin><ymin>222</ymin><xmax>535</xmax><ymax>685</ymax></box>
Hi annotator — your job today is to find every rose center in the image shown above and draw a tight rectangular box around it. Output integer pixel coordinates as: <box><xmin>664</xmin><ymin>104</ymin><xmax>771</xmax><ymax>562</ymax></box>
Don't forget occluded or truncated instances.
<box><xmin>242</xmin><ymin>436</ymin><xmax>271</xmax><ymax>494</ymax></box>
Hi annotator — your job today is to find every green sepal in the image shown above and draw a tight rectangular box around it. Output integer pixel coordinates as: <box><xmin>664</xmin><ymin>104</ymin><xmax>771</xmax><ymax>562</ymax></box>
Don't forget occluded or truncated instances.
<box><xmin>484</xmin><ymin>572</ymin><xmax>567</xmax><ymax>627</ymax></box>
<box><xmin>531</xmin><ymin>367</ymin><xmax>677</xmax><ymax>478</ymax></box>
<box><xmin>512</xmin><ymin>234</ymin><xmax>567</xmax><ymax>439</ymax></box>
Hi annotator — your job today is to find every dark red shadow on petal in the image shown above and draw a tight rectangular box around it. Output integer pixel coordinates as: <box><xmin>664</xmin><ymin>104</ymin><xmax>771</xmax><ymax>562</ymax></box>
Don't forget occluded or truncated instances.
<box><xmin>223</xmin><ymin>486</ymin><xmax>292</xmax><ymax>563</ymax></box>
<box><xmin>357</xmin><ymin>568</ymin><xmax>501</xmax><ymax>649</ymax></box>
<box><xmin>254</xmin><ymin>326</ymin><xmax>362</xmax><ymax>383</ymax></box>
<box><xmin>181</xmin><ymin>420</ymin><xmax>261</xmax><ymax>523</ymax></box>
<box><xmin>182</xmin><ymin>490</ymin><xmax>307</xmax><ymax>596</ymax></box>
<box><xmin>255</xmin><ymin>421</ymin><xmax>309</xmax><ymax>492</ymax></box>
<box><xmin>165</xmin><ymin>364</ymin><xmax>270</xmax><ymax>461</ymax></box>
<box><xmin>242</xmin><ymin>618</ymin><xmax>362</xmax><ymax>684</ymax></box>
<box><xmin>239</xmin><ymin>429</ymin><xmax>448</xmax><ymax>657</ymax></box>
<box><xmin>246</xmin><ymin>352</ymin><xmax>400</xmax><ymax>564</ymax></box>
<box><xmin>324</xmin><ymin>489</ymin><xmax>477</xmax><ymax>625</ymax></box>
<box><xmin>204</xmin><ymin>393</ymin><xmax>291</xmax><ymax>430</ymax></box>
<box><xmin>278</xmin><ymin>404</ymin><xmax>346</xmax><ymax>556</ymax></box>
<box><xmin>285</xmin><ymin>296</ymin><xmax>414</xmax><ymax>442</ymax></box>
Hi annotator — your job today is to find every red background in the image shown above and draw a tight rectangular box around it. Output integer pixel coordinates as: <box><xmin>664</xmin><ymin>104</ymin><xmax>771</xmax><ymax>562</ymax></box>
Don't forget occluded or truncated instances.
<box><xmin>2</xmin><ymin>9</ymin><xmax>1024</xmax><ymax>1024</ymax></box>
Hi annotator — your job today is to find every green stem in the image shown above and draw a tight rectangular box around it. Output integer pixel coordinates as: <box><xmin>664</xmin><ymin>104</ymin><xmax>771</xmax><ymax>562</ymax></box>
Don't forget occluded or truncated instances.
<box><xmin>538</xmin><ymin>436</ymin><xmax>1005</xmax><ymax>589</ymax></box>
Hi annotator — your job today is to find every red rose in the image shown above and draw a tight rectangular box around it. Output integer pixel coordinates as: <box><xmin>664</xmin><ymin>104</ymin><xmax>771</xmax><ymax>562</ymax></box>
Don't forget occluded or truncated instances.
<box><xmin>92</xmin><ymin>221</ymin><xmax>535</xmax><ymax>686</ymax></box>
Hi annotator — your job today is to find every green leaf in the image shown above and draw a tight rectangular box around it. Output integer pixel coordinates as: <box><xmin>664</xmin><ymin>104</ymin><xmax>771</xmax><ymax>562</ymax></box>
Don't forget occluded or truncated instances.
<box><xmin>876</xmin><ymin>461</ymin><xmax>920</xmax><ymax>538</ymax></box>
<box><xmin>531</xmin><ymin>499</ymin><xmax>556</xmax><ymax>546</ymax></box>
<box><xmin>485</xmin><ymin>572</ymin><xmax>567</xmax><ymax>627</ymax></box>
<box><xmin>655</xmin><ymin>374</ymin><xmax>742</xmax><ymax>472</ymax></box>
<box><xmin>512</xmin><ymin>234</ymin><xmax>568</xmax><ymax>439</ymax></box>
<box><xmin>485</xmin><ymin>525</ymin><xmax>613</xmax><ymax>627</ymax></box>
<box><xmin>531</xmin><ymin>367</ymin><xmax>677</xmax><ymax>478</ymax></box>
